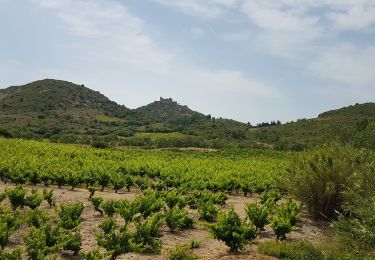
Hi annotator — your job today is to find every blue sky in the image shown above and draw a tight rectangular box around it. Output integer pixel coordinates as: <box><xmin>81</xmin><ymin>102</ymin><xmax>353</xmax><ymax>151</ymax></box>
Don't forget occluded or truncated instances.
<box><xmin>0</xmin><ymin>0</ymin><xmax>374</xmax><ymax>123</ymax></box>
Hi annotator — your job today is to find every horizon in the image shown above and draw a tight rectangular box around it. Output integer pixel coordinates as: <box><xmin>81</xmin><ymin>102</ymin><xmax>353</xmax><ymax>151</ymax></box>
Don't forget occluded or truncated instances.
<box><xmin>1</xmin><ymin>0</ymin><xmax>374</xmax><ymax>124</ymax></box>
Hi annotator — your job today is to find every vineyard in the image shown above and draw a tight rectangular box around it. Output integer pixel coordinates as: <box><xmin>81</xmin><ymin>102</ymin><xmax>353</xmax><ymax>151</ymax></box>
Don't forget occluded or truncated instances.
<box><xmin>1</xmin><ymin>138</ymin><xmax>372</xmax><ymax>259</ymax></box>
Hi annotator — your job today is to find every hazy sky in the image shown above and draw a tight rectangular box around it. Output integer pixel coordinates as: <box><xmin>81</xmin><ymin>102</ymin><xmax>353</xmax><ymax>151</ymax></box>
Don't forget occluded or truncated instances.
<box><xmin>1</xmin><ymin>0</ymin><xmax>374</xmax><ymax>123</ymax></box>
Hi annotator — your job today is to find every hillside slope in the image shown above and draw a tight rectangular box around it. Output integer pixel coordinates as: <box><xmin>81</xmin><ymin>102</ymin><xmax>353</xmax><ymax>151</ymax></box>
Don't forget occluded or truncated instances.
<box><xmin>253</xmin><ymin>103</ymin><xmax>375</xmax><ymax>150</ymax></box>
<box><xmin>0</xmin><ymin>79</ymin><xmax>252</xmax><ymax>147</ymax></box>
<box><xmin>0</xmin><ymin>79</ymin><xmax>373</xmax><ymax>149</ymax></box>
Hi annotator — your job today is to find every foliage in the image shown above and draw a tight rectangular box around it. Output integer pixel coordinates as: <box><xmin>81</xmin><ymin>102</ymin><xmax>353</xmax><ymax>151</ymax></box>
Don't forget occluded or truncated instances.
<box><xmin>91</xmin><ymin>196</ymin><xmax>104</xmax><ymax>215</ymax></box>
<box><xmin>0</xmin><ymin>207</ymin><xmax>21</xmax><ymax>248</ymax></box>
<box><xmin>165</xmin><ymin>206</ymin><xmax>194</xmax><ymax>232</ymax></box>
<box><xmin>167</xmin><ymin>244</ymin><xmax>198</xmax><ymax>260</ymax></box>
<box><xmin>258</xmin><ymin>240</ymin><xmax>325</xmax><ymax>260</ymax></box>
<box><xmin>211</xmin><ymin>208</ymin><xmax>256</xmax><ymax>252</ymax></box>
<box><xmin>0</xmin><ymin>248</ymin><xmax>22</xmax><ymax>260</ymax></box>
<box><xmin>43</xmin><ymin>189</ymin><xmax>54</xmax><ymax>207</ymax></box>
<box><xmin>198</xmin><ymin>201</ymin><xmax>218</xmax><ymax>222</ymax></box>
<box><xmin>133</xmin><ymin>213</ymin><xmax>163</xmax><ymax>253</ymax></box>
<box><xmin>276</xmin><ymin>199</ymin><xmax>300</xmax><ymax>226</ymax></box>
<box><xmin>58</xmin><ymin>202</ymin><xmax>84</xmax><ymax>230</ymax></box>
<box><xmin>332</xmin><ymin>158</ymin><xmax>375</xmax><ymax>255</ymax></box>
<box><xmin>284</xmin><ymin>143</ymin><xmax>369</xmax><ymax>219</ymax></box>
<box><xmin>26</xmin><ymin>209</ymin><xmax>49</xmax><ymax>228</ymax></box>
<box><xmin>96</xmin><ymin>220</ymin><xmax>136</xmax><ymax>260</ymax></box>
<box><xmin>189</xmin><ymin>240</ymin><xmax>201</xmax><ymax>249</ymax></box>
<box><xmin>5</xmin><ymin>185</ymin><xmax>26</xmax><ymax>210</ymax></box>
<box><xmin>245</xmin><ymin>203</ymin><xmax>270</xmax><ymax>231</ymax></box>
<box><xmin>132</xmin><ymin>191</ymin><xmax>165</xmax><ymax>218</ymax></box>
<box><xmin>62</xmin><ymin>229</ymin><xmax>82</xmax><ymax>255</ymax></box>
<box><xmin>271</xmin><ymin>216</ymin><xmax>292</xmax><ymax>240</ymax></box>
<box><xmin>25</xmin><ymin>189</ymin><xmax>44</xmax><ymax>209</ymax></box>
<box><xmin>101</xmin><ymin>200</ymin><xmax>119</xmax><ymax>217</ymax></box>
<box><xmin>24</xmin><ymin>227</ymin><xmax>57</xmax><ymax>260</ymax></box>
<box><xmin>80</xmin><ymin>248</ymin><xmax>103</xmax><ymax>260</ymax></box>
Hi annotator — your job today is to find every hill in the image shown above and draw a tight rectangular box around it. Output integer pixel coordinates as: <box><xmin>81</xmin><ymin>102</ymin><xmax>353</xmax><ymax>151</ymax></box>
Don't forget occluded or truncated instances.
<box><xmin>0</xmin><ymin>79</ymin><xmax>373</xmax><ymax>149</ymax></box>
<box><xmin>252</xmin><ymin>103</ymin><xmax>375</xmax><ymax>150</ymax></box>
<box><xmin>0</xmin><ymin>79</ymin><xmax>252</xmax><ymax>147</ymax></box>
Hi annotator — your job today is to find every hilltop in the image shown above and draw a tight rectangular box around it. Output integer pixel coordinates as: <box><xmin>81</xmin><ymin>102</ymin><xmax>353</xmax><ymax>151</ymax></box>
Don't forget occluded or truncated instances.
<box><xmin>0</xmin><ymin>79</ymin><xmax>374</xmax><ymax>149</ymax></box>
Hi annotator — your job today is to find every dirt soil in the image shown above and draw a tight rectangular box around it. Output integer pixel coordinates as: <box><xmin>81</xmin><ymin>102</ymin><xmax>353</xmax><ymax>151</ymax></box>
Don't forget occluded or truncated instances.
<box><xmin>0</xmin><ymin>183</ymin><xmax>329</xmax><ymax>259</ymax></box>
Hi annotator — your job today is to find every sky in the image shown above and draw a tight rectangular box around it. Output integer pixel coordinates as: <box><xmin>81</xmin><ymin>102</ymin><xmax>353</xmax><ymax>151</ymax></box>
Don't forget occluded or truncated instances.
<box><xmin>0</xmin><ymin>0</ymin><xmax>374</xmax><ymax>124</ymax></box>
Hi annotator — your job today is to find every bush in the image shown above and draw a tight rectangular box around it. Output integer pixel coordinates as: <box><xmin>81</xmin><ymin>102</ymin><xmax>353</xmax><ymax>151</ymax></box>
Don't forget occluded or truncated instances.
<box><xmin>284</xmin><ymin>144</ymin><xmax>368</xmax><ymax>219</ymax></box>
<box><xmin>80</xmin><ymin>248</ymin><xmax>103</xmax><ymax>260</ymax></box>
<box><xmin>0</xmin><ymin>248</ymin><xmax>22</xmax><ymax>260</ymax></box>
<box><xmin>163</xmin><ymin>191</ymin><xmax>186</xmax><ymax>209</ymax></box>
<box><xmin>111</xmin><ymin>174</ymin><xmax>125</xmax><ymax>193</ymax></box>
<box><xmin>133</xmin><ymin>213</ymin><xmax>163</xmax><ymax>253</ymax></box>
<box><xmin>245</xmin><ymin>203</ymin><xmax>270</xmax><ymax>231</ymax></box>
<box><xmin>165</xmin><ymin>206</ymin><xmax>194</xmax><ymax>232</ymax></box>
<box><xmin>211</xmin><ymin>208</ymin><xmax>256</xmax><ymax>252</ymax></box>
<box><xmin>62</xmin><ymin>229</ymin><xmax>81</xmax><ymax>255</ymax></box>
<box><xmin>198</xmin><ymin>201</ymin><xmax>218</xmax><ymax>222</ymax></box>
<box><xmin>167</xmin><ymin>244</ymin><xmax>198</xmax><ymax>260</ymax></box>
<box><xmin>259</xmin><ymin>189</ymin><xmax>281</xmax><ymax>206</ymax></box>
<box><xmin>102</xmin><ymin>199</ymin><xmax>119</xmax><ymax>217</ymax></box>
<box><xmin>132</xmin><ymin>191</ymin><xmax>165</xmax><ymax>218</ymax></box>
<box><xmin>276</xmin><ymin>199</ymin><xmax>300</xmax><ymax>226</ymax></box>
<box><xmin>0</xmin><ymin>207</ymin><xmax>21</xmax><ymax>248</ymax></box>
<box><xmin>258</xmin><ymin>240</ymin><xmax>324</xmax><ymax>259</ymax></box>
<box><xmin>6</xmin><ymin>185</ymin><xmax>26</xmax><ymax>210</ymax></box>
<box><xmin>58</xmin><ymin>202</ymin><xmax>84</xmax><ymax>230</ymax></box>
<box><xmin>90</xmin><ymin>196</ymin><xmax>104</xmax><ymax>215</ymax></box>
<box><xmin>271</xmin><ymin>216</ymin><xmax>292</xmax><ymax>240</ymax></box>
<box><xmin>332</xmin><ymin>159</ymin><xmax>375</xmax><ymax>254</ymax></box>
<box><xmin>96</xmin><ymin>222</ymin><xmax>135</xmax><ymax>259</ymax></box>
<box><xmin>43</xmin><ymin>189</ymin><xmax>54</xmax><ymax>207</ymax></box>
<box><xmin>26</xmin><ymin>209</ymin><xmax>49</xmax><ymax>228</ymax></box>
<box><xmin>24</xmin><ymin>227</ymin><xmax>57</xmax><ymax>260</ymax></box>
<box><xmin>25</xmin><ymin>189</ymin><xmax>44</xmax><ymax>209</ymax></box>
<box><xmin>189</xmin><ymin>240</ymin><xmax>201</xmax><ymax>249</ymax></box>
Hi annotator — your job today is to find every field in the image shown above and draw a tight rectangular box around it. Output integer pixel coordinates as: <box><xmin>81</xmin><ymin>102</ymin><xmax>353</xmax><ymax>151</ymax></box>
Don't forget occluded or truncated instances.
<box><xmin>0</xmin><ymin>138</ymin><xmax>336</xmax><ymax>259</ymax></box>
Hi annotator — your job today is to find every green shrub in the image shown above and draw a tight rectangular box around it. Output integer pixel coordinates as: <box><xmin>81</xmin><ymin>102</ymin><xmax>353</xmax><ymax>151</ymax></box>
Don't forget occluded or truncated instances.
<box><xmin>58</xmin><ymin>202</ymin><xmax>84</xmax><ymax>230</ymax></box>
<box><xmin>80</xmin><ymin>248</ymin><xmax>103</xmax><ymax>260</ymax></box>
<box><xmin>0</xmin><ymin>207</ymin><xmax>21</xmax><ymax>248</ymax></box>
<box><xmin>26</xmin><ymin>209</ymin><xmax>49</xmax><ymax>228</ymax></box>
<box><xmin>0</xmin><ymin>248</ymin><xmax>22</xmax><ymax>260</ymax></box>
<box><xmin>24</xmin><ymin>227</ymin><xmax>56</xmax><ymax>260</ymax></box>
<box><xmin>259</xmin><ymin>189</ymin><xmax>281</xmax><ymax>205</ymax></box>
<box><xmin>258</xmin><ymin>240</ymin><xmax>324</xmax><ymax>260</ymax></box>
<box><xmin>271</xmin><ymin>216</ymin><xmax>292</xmax><ymax>240</ymax></box>
<box><xmin>25</xmin><ymin>189</ymin><xmax>44</xmax><ymax>209</ymax></box>
<box><xmin>116</xmin><ymin>200</ymin><xmax>135</xmax><ymax>223</ymax></box>
<box><xmin>132</xmin><ymin>191</ymin><xmax>165</xmax><ymax>218</ymax></box>
<box><xmin>167</xmin><ymin>244</ymin><xmax>198</xmax><ymax>260</ymax></box>
<box><xmin>99</xmin><ymin>217</ymin><xmax>116</xmax><ymax>235</ymax></box>
<box><xmin>62</xmin><ymin>229</ymin><xmax>81</xmax><ymax>255</ymax></box>
<box><xmin>111</xmin><ymin>174</ymin><xmax>125</xmax><ymax>193</ymax></box>
<box><xmin>90</xmin><ymin>196</ymin><xmax>104</xmax><ymax>215</ymax></box>
<box><xmin>133</xmin><ymin>213</ymin><xmax>163</xmax><ymax>253</ymax></box>
<box><xmin>6</xmin><ymin>185</ymin><xmax>26</xmax><ymax>210</ymax></box>
<box><xmin>245</xmin><ymin>203</ymin><xmax>270</xmax><ymax>231</ymax></box>
<box><xmin>165</xmin><ymin>206</ymin><xmax>194</xmax><ymax>232</ymax></box>
<box><xmin>189</xmin><ymin>240</ymin><xmax>201</xmax><ymax>249</ymax></box>
<box><xmin>332</xmin><ymin>160</ymin><xmax>375</xmax><ymax>254</ymax></box>
<box><xmin>284</xmin><ymin>144</ymin><xmax>368</xmax><ymax>219</ymax></box>
<box><xmin>198</xmin><ymin>201</ymin><xmax>218</xmax><ymax>222</ymax></box>
<box><xmin>163</xmin><ymin>191</ymin><xmax>186</xmax><ymax>209</ymax></box>
<box><xmin>276</xmin><ymin>199</ymin><xmax>300</xmax><ymax>226</ymax></box>
<box><xmin>96</xmin><ymin>223</ymin><xmax>135</xmax><ymax>259</ymax></box>
<box><xmin>42</xmin><ymin>189</ymin><xmax>54</xmax><ymax>207</ymax></box>
<box><xmin>102</xmin><ymin>199</ymin><xmax>119</xmax><ymax>217</ymax></box>
<box><xmin>211</xmin><ymin>208</ymin><xmax>256</xmax><ymax>252</ymax></box>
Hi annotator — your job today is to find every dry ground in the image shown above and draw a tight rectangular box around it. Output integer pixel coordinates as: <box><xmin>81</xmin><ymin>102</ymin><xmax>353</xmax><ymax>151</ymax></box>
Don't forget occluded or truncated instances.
<box><xmin>0</xmin><ymin>183</ymin><xmax>329</xmax><ymax>259</ymax></box>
